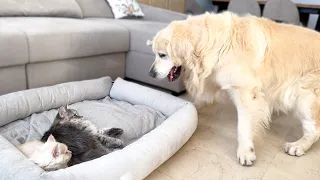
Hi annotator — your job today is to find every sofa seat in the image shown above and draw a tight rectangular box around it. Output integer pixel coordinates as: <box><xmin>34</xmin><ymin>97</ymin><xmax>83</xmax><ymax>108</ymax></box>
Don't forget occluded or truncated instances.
<box><xmin>0</xmin><ymin>26</ymin><xmax>28</xmax><ymax>68</ymax></box>
<box><xmin>89</xmin><ymin>19</ymin><xmax>167</xmax><ymax>55</ymax></box>
<box><xmin>0</xmin><ymin>17</ymin><xmax>130</xmax><ymax>63</ymax></box>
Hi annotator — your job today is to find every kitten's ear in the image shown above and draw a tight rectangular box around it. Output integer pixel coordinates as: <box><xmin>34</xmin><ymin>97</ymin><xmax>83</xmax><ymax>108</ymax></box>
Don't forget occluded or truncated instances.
<box><xmin>47</xmin><ymin>134</ymin><xmax>56</xmax><ymax>143</ymax></box>
<box><xmin>52</xmin><ymin>144</ymin><xmax>60</xmax><ymax>158</ymax></box>
<box><xmin>58</xmin><ymin>106</ymin><xmax>67</xmax><ymax>118</ymax></box>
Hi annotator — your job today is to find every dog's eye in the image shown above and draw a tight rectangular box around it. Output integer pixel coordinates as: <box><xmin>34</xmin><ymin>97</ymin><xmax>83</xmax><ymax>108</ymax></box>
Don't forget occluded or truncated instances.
<box><xmin>158</xmin><ymin>53</ymin><xmax>166</xmax><ymax>58</ymax></box>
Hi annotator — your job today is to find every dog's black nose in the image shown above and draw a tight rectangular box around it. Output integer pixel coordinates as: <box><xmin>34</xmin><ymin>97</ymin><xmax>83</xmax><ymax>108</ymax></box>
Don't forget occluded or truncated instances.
<box><xmin>149</xmin><ymin>69</ymin><xmax>157</xmax><ymax>78</ymax></box>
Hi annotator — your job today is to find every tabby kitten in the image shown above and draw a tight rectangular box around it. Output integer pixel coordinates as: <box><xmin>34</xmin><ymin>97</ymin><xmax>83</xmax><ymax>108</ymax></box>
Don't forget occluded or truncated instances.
<box><xmin>41</xmin><ymin>106</ymin><xmax>124</xmax><ymax>166</ymax></box>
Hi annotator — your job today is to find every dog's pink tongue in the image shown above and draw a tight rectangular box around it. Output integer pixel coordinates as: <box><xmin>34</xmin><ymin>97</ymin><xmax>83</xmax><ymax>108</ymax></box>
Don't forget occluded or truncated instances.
<box><xmin>169</xmin><ymin>69</ymin><xmax>174</xmax><ymax>82</ymax></box>
<box><xmin>169</xmin><ymin>66</ymin><xmax>176</xmax><ymax>82</ymax></box>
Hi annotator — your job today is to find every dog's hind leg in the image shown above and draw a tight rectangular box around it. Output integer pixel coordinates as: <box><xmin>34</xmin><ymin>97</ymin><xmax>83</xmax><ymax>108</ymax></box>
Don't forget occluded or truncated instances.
<box><xmin>285</xmin><ymin>89</ymin><xmax>320</xmax><ymax>156</ymax></box>
<box><xmin>228</xmin><ymin>86</ymin><xmax>271</xmax><ymax>166</ymax></box>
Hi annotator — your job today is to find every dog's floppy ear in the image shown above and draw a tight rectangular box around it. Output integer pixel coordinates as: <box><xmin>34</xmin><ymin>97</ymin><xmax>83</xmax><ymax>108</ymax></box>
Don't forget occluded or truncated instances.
<box><xmin>167</xmin><ymin>23</ymin><xmax>194</xmax><ymax>65</ymax></box>
<box><xmin>168</xmin><ymin>39</ymin><xmax>193</xmax><ymax>62</ymax></box>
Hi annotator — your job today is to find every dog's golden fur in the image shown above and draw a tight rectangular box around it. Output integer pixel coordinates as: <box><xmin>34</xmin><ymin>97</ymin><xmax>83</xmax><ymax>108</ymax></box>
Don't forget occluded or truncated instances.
<box><xmin>148</xmin><ymin>12</ymin><xmax>320</xmax><ymax>166</ymax></box>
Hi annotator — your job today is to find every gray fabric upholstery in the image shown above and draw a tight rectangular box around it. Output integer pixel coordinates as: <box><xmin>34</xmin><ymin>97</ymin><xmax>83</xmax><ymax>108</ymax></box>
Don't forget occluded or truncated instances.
<box><xmin>0</xmin><ymin>26</ymin><xmax>28</xmax><ymax>68</ymax></box>
<box><xmin>0</xmin><ymin>18</ymin><xmax>129</xmax><ymax>63</ymax></box>
<box><xmin>89</xmin><ymin>18</ymin><xmax>167</xmax><ymax>55</ymax></box>
<box><xmin>0</xmin><ymin>77</ymin><xmax>112</xmax><ymax>127</ymax></box>
<box><xmin>262</xmin><ymin>0</ymin><xmax>300</xmax><ymax>25</ymax></box>
<box><xmin>26</xmin><ymin>53</ymin><xmax>126</xmax><ymax>89</ymax></box>
<box><xmin>139</xmin><ymin>4</ymin><xmax>187</xmax><ymax>23</ymax></box>
<box><xmin>0</xmin><ymin>0</ymin><xmax>82</xmax><ymax>18</ymax></box>
<box><xmin>125</xmin><ymin>51</ymin><xmax>185</xmax><ymax>93</ymax></box>
<box><xmin>227</xmin><ymin>0</ymin><xmax>261</xmax><ymax>17</ymax></box>
<box><xmin>0</xmin><ymin>66</ymin><xmax>27</xmax><ymax>96</ymax></box>
<box><xmin>1</xmin><ymin>110</ymin><xmax>58</xmax><ymax>147</ymax></box>
<box><xmin>75</xmin><ymin>0</ymin><xmax>114</xmax><ymax>18</ymax></box>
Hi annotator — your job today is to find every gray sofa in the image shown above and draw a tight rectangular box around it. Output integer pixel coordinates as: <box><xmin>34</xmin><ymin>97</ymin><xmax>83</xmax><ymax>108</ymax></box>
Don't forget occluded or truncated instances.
<box><xmin>0</xmin><ymin>0</ymin><xmax>187</xmax><ymax>96</ymax></box>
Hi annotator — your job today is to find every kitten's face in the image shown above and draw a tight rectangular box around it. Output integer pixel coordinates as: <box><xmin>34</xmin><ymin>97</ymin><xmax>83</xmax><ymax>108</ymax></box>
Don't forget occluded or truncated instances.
<box><xmin>58</xmin><ymin>106</ymin><xmax>82</xmax><ymax>119</ymax></box>
<box><xmin>30</xmin><ymin>135</ymin><xmax>72</xmax><ymax>171</ymax></box>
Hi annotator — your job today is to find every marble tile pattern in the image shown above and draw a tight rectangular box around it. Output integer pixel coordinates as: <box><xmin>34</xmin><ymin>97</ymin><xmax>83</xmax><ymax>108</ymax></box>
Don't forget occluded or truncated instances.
<box><xmin>145</xmin><ymin>94</ymin><xmax>320</xmax><ymax>180</ymax></box>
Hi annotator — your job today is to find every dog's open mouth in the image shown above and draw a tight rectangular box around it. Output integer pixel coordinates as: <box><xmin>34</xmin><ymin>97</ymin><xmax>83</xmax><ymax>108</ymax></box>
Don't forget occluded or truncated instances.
<box><xmin>167</xmin><ymin>66</ymin><xmax>182</xmax><ymax>82</ymax></box>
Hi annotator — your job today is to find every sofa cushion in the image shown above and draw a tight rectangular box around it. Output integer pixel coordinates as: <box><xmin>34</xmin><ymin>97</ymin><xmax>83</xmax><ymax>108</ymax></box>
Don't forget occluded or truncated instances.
<box><xmin>0</xmin><ymin>18</ymin><xmax>129</xmax><ymax>63</ymax></box>
<box><xmin>0</xmin><ymin>66</ymin><xmax>27</xmax><ymax>95</ymax></box>
<box><xmin>89</xmin><ymin>19</ymin><xmax>167</xmax><ymax>55</ymax></box>
<box><xmin>0</xmin><ymin>26</ymin><xmax>28</xmax><ymax>67</ymax></box>
<box><xmin>75</xmin><ymin>0</ymin><xmax>114</xmax><ymax>18</ymax></box>
<box><xmin>27</xmin><ymin>54</ymin><xmax>126</xmax><ymax>89</ymax></box>
<box><xmin>0</xmin><ymin>0</ymin><xmax>82</xmax><ymax>18</ymax></box>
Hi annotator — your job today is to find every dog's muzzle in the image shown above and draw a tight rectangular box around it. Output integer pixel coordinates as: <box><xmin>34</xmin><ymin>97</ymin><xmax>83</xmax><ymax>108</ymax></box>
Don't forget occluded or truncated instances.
<box><xmin>149</xmin><ymin>67</ymin><xmax>157</xmax><ymax>78</ymax></box>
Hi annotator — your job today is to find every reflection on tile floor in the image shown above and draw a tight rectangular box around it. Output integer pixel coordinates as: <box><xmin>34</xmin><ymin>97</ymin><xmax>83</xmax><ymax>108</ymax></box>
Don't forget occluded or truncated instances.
<box><xmin>145</xmin><ymin>94</ymin><xmax>320</xmax><ymax>180</ymax></box>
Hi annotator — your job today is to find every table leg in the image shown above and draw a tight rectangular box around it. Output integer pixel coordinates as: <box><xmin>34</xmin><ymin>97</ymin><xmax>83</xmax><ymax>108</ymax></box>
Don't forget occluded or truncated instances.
<box><xmin>212</xmin><ymin>2</ymin><xmax>228</xmax><ymax>13</ymax></box>
<box><xmin>300</xmin><ymin>13</ymin><xmax>310</xmax><ymax>27</ymax></box>
<box><xmin>315</xmin><ymin>15</ymin><xmax>320</xmax><ymax>32</ymax></box>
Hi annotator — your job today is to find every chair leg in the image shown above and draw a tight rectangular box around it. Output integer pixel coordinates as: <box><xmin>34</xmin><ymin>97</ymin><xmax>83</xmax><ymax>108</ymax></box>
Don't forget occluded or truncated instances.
<box><xmin>299</xmin><ymin>12</ymin><xmax>310</xmax><ymax>27</ymax></box>
<box><xmin>315</xmin><ymin>15</ymin><xmax>320</xmax><ymax>32</ymax></box>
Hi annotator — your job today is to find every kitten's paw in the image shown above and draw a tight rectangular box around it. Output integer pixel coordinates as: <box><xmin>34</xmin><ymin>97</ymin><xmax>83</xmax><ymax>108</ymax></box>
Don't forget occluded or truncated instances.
<box><xmin>104</xmin><ymin>128</ymin><xmax>124</xmax><ymax>137</ymax></box>
<box><xmin>237</xmin><ymin>146</ymin><xmax>256</xmax><ymax>166</ymax></box>
<box><xmin>109</xmin><ymin>139</ymin><xmax>124</xmax><ymax>149</ymax></box>
<box><xmin>285</xmin><ymin>142</ymin><xmax>305</xmax><ymax>156</ymax></box>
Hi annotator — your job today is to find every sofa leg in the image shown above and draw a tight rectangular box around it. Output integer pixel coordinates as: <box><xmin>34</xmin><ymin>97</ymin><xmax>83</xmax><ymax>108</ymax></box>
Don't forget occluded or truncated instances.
<box><xmin>171</xmin><ymin>90</ymin><xmax>186</xmax><ymax>96</ymax></box>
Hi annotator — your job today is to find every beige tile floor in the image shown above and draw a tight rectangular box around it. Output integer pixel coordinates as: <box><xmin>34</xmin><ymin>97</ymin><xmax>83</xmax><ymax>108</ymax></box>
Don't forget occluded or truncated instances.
<box><xmin>145</xmin><ymin>94</ymin><xmax>320</xmax><ymax>180</ymax></box>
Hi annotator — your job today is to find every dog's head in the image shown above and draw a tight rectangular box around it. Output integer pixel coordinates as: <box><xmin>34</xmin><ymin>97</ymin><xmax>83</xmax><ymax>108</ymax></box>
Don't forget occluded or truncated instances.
<box><xmin>147</xmin><ymin>12</ymin><xmax>236</xmax><ymax>83</ymax></box>
<box><xmin>147</xmin><ymin>20</ymin><xmax>199</xmax><ymax>82</ymax></box>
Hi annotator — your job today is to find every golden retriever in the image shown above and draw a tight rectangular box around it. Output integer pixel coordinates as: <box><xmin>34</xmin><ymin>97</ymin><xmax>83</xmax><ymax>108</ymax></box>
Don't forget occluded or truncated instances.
<box><xmin>147</xmin><ymin>12</ymin><xmax>320</xmax><ymax>166</ymax></box>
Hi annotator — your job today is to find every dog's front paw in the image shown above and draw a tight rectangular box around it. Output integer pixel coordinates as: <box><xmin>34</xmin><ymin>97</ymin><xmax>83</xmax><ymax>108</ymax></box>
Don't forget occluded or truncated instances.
<box><xmin>237</xmin><ymin>146</ymin><xmax>256</xmax><ymax>166</ymax></box>
<box><xmin>285</xmin><ymin>142</ymin><xmax>305</xmax><ymax>156</ymax></box>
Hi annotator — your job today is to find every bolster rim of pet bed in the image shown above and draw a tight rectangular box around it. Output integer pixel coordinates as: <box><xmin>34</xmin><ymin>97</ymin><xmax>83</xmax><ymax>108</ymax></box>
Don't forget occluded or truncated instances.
<box><xmin>0</xmin><ymin>77</ymin><xmax>198</xmax><ymax>180</ymax></box>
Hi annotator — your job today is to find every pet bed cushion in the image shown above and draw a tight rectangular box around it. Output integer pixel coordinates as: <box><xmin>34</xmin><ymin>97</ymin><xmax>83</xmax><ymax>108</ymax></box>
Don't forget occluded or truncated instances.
<box><xmin>0</xmin><ymin>77</ymin><xmax>197</xmax><ymax>180</ymax></box>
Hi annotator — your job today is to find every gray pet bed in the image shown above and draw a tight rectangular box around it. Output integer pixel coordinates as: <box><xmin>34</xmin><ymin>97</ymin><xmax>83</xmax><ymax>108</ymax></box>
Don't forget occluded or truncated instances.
<box><xmin>0</xmin><ymin>77</ymin><xmax>197</xmax><ymax>180</ymax></box>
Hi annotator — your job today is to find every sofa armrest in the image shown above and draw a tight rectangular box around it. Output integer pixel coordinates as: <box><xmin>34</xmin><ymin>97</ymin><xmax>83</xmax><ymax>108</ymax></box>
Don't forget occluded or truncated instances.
<box><xmin>140</xmin><ymin>4</ymin><xmax>187</xmax><ymax>23</ymax></box>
